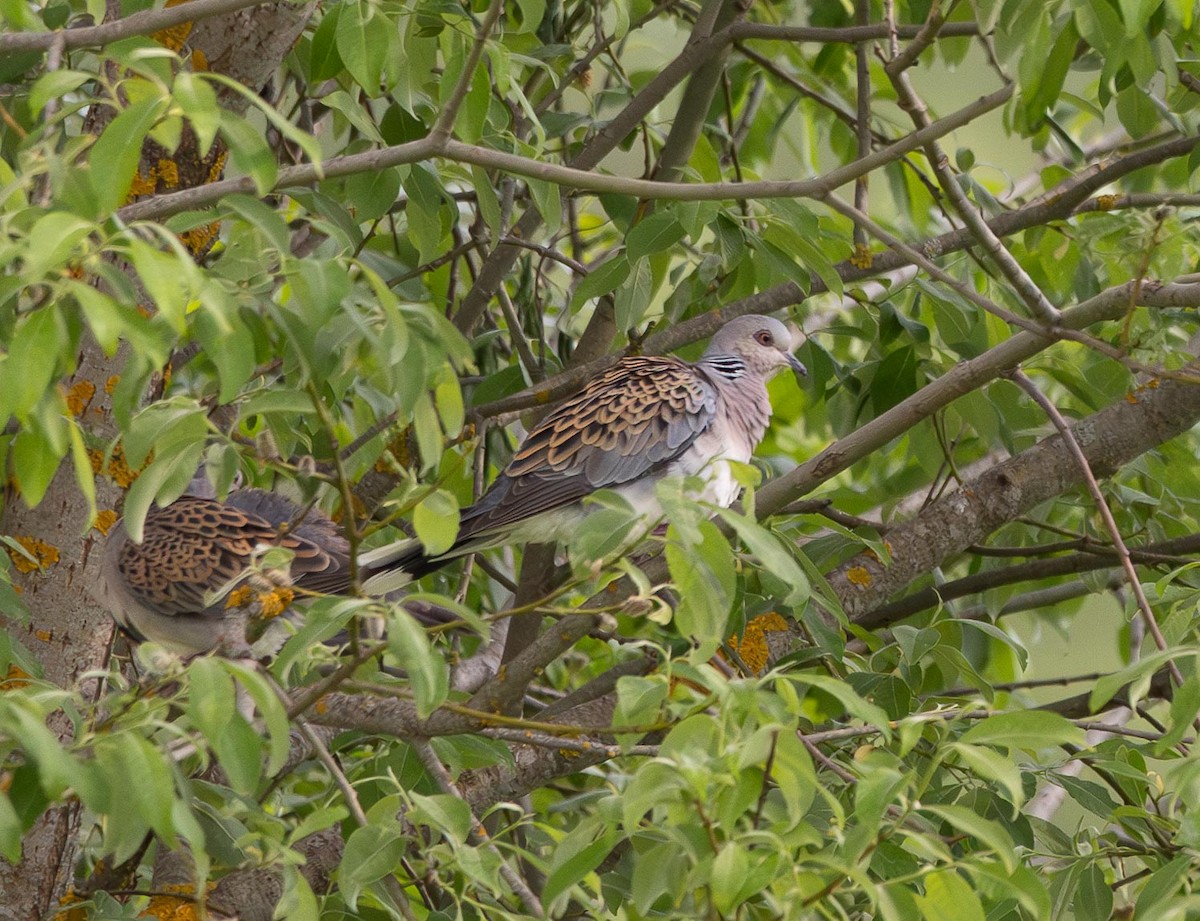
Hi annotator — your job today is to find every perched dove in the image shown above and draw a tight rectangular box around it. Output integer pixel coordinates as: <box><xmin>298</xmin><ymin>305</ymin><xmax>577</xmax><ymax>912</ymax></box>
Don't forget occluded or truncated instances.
<box><xmin>96</xmin><ymin>488</ymin><xmax>353</xmax><ymax>654</ymax></box>
<box><xmin>360</xmin><ymin>313</ymin><xmax>805</xmax><ymax>590</ymax></box>
<box><xmin>96</xmin><ymin>313</ymin><xmax>805</xmax><ymax>653</ymax></box>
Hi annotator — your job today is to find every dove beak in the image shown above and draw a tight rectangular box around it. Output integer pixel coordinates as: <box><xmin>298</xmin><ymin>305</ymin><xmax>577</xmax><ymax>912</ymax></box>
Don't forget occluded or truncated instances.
<box><xmin>787</xmin><ymin>352</ymin><xmax>807</xmax><ymax>379</ymax></box>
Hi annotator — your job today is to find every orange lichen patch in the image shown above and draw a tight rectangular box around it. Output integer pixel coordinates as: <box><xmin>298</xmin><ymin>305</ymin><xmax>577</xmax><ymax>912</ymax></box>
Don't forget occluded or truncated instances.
<box><xmin>94</xmin><ymin>509</ymin><xmax>119</xmax><ymax>535</ymax></box>
<box><xmin>313</xmin><ymin>696</ymin><xmax>328</xmax><ymax>715</ymax></box>
<box><xmin>150</xmin><ymin>0</ymin><xmax>197</xmax><ymax>51</ymax></box>
<box><xmin>225</xmin><ymin>585</ymin><xmax>255</xmax><ymax>609</ymax></box>
<box><xmin>139</xmin><ymin>884</ymin><xmax>209</xmax><ymax>920</ymax></box>
<box><xmin>1094</xmin><ymin>194</ymin><xmax>1118</xmax><ymax>211</ymax></box>
<box><xmin>7</xmin><ymin>536</ymin><xmax>60</xmax><ymax>573</ymax></box>
<box><xmin>151</xmin><ymin>20</ymin><xmax>194</xmax><ymax>52</ymax></box>
<box><xmin>128</xmin><ymin>171</ymin><xmax>159</xmax><ymax>199</ymax></box>
<box><xmin>2</xmin><ymin>665</ymin><xmax>32</xmax><ymax>690</ymax></box>
<box><xmin>64</xmin><ymin>380</ymin><xmax>96</xmax><ymax>417</ymax></box>
<box><xmin>845</xmin><ymin>565</ymin><xmax>872</xmax><ymax>587</ymax></box>
<box><xmin>105</xmin><ymin>375</ymin><xmax>120</xmax><ymax>394</ymax></box>
<box><xmin>724</xmin><ymin>611</ymin><xmax>790</xmax><ymax>674</ymax></box>
<box><xmin>34</xmin><ymin>629</ymin><xmax>53</xmax><ymax>642</ymax></box>
<box><xmin>156</xmin><ymin>158</ymin><xmax>180</xmax><ymax>188</ymax></box>
<box><xmin>258</xmin><ymin>586</ymin><xmax>295</xmax><ymax>619</ymax></box>
<box><xmin>180</xmin><ymin>222</ymin><xmax>221</xmax><ymax>256</ymax></box>
<box><xmin>1126</xmin><ymin>378</ymin><xmax>1162</xmax><ymax>404</ymax></box>
<box><xmin>53</xmin><ymin>891</ymin><xmax>89</xmax><ymax>921</ymax></box>
<box><xmin>849</xmin><ymin>244</ymin><xmax>873</xmax><ymax>270</ymax></box>
<box><xmin>88</xmin><ymin>444</ymin><xmax>143</xmax><ymax>487</ymax></box>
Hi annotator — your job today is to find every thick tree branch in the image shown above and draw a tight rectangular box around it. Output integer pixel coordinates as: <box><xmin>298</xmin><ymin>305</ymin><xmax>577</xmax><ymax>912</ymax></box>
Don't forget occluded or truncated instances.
<box><xmin>755</xmin><ymin>281</ymin><xmax>1200</xmax><ymax>517</ymax></box>
<box><xmin>842</xmin><ymin>371</ymin><xmax>1200</xmax><ymax>627</ymax></box>
<box><xmin>867</xmin><ymin>534</ymin><xmax>1200</xmax><ymax>623</ymax></box>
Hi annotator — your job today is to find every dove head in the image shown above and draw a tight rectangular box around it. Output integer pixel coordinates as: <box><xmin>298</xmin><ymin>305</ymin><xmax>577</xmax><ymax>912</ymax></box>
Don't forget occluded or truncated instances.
<box><xmin>705</xmin><ymin>314</ymin><xmax>807</xmax><ymax>379</ymax></box>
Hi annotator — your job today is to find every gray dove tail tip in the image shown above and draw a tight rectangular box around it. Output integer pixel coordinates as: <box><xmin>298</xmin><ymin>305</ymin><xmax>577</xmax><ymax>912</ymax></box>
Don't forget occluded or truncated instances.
<box><xmin>358</xmin><ymin>538</ymin><xmax>443</xmax><ymax>594</ymax></box>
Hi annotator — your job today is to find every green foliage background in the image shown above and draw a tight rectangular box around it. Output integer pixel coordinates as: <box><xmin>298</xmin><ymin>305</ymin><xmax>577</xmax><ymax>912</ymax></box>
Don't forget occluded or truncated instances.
<box><xmin>2</xmin><ymin>0</ymin><xmax>1200</xmax><ymax>918</ymax></box>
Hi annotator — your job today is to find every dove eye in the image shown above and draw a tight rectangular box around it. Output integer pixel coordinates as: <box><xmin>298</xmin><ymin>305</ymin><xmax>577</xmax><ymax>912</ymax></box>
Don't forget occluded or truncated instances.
<box><xmin>754</xmin><ymin>330</ymin><xmax>774</xmax><ymax>347</ymax></box>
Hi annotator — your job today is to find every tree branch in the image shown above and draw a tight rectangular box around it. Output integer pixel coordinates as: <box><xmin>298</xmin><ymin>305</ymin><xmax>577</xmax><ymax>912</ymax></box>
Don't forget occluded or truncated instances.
<box><xmin>841</xmin><ymin>369</ymin><xmax>1200</xmax><ymax>627</ymax></box>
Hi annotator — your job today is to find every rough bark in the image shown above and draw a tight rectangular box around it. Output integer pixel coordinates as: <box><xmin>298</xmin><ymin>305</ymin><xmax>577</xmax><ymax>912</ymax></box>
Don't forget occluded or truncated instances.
<box><xmin>0</xmin><ymin>1</ymin><xmax>313</xmax><ymax>914</ymax></box>
<box><xmin>839</xmin><ymin>370</ymin><xmax>1200</xmax><ymax>627</ymax></box>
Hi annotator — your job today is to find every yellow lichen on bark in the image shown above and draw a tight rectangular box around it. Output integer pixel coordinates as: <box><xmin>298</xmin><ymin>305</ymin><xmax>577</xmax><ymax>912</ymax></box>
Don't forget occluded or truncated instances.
<box><xmin>64</xmin><ymin>380</ymin><xmax>96</xmax><ymax>416</ymax></box>
<box><xmin>846</xmin><ymin>565</ymin><xmax>873</xmax><ymax>587</ymax></box>
<box><xmin>849</xmin><ymin>244</ymin><xmax>873</xmax><ymax>269</ymax></box>
<box><xmin>88</xmin><ymin>444</ymin><xmax>142</xmax><ymax>488</ymax></box>
<box><xmin>725</xmin><ymin>611</ymin><xmax>790</xmax><ymax>674</ymax></box>
<box><xmin>7</xmin><ymin>536</ymin><xmax>60</xmax><ymax>573</ymax></box>
<box><xmin>139</xmin><ymin>884</ymin><xmax>212</xmax><ymax>920</ymax></box>
<box><xmin>94</xmin><ymin>509</ymin><xmax>119</xmax><ymax>535</ymax></box>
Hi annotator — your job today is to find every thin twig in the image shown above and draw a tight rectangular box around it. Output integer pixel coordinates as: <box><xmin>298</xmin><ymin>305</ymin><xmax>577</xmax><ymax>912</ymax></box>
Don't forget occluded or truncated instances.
<box><xmin>295</xmin><ymin>719</ymin><xmax>420</xmax><ymax>921</ymax></box>
<box><xmin>430</xmin><ymin>0</ymin><xmax>504</xmax><ymax>143</ymax></box>
<box><xmin>411</xmin><ymin>740</ymin><xmax>546</xmax><ymax>917</ymax></box>
<box><xmin>1008</xmin><ymin>370</ymin><xmax>1184</xmax><ymax>690</ymax></box>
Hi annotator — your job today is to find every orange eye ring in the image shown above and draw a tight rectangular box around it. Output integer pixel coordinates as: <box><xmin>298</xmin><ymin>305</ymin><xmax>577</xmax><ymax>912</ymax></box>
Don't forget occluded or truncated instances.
<box><xmin>754</xmin><ymin>330</ymin><xmax>774</xmax><ymax>346</ymax></box>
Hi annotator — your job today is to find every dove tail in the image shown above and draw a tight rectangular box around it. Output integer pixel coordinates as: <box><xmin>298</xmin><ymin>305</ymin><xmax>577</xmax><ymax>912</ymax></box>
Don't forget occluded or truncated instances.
<box><xmin>358</xmin><ymin>538</ymin><xmax>448</xmax><ymax>595</ymax></box>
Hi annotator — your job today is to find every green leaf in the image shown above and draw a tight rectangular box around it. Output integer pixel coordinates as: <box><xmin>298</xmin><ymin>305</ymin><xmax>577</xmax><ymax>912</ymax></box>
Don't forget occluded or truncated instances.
<box><xmin>614</xmin><ymin>256</ymin><xmax>653</xmax><ymax>331</ymax></box>
<box><xmin>22</xmin><ymin>211</ymin><xmax>93</xmax><ymax>280</ymax></box>
<box><xmin>627</xmin><ymin>212</ymin><xmax>685</xmax><ymax>261</ymax></box>
<box><xmin>1133</xmin><ymin>855</ymin><xmax>1191</xmax><ymax>920</ymax></box>
<box><xmin>220</xmin><ymin>112</ymin><xmax>277</xmax><ymax>194</ymax></box>
<box><xmin>511</xmin><ymin>0</ymin><xmax>545</xmax><ymax>32</ymax></box>
<box><xmin>90</xmin><ymin>94</ymin><xmax>166</xmax><ymax>215</ymax></box>
<box><xmin>385</xmin><ymin>603</ymin><xmax>449</xmax><ymax>718</ymax></box>
<box><xmin>527</xmin><ymin>176</ymin><xmax>562</xmax><ymax>237</ymax></box>
<box><xmin>413</xmin><ymin>488</ymin><xmax>460</xmax><ymax>555</ymax></box>
<box><xmin>665</xmin><ymin>519</ymin><xmax>735</xmax><ymax>659</ymax></box>
<box><xmin>127</xmin><ymin>238</ymin><xmax>190</xmax><ymax>332</ymax></box>
<box><xmin>0</xmin><ymin>789</ymin><xmax>20</xmax><ymax>862</ymax></box>
<box><xmin>10</xmin><ymin>414</ymin><xmax>67</xmax><ymax>507</ymax></box>
<box><xmin>0</xmin><ymin>307</ymin><xmax>63</xmax><ymax>420</ymax></box>
<box><xmin>402</xmin><ymin>163</ymin><xmax>446</xmax><ymax>263</ymax></box>
<box><xmin>1116</xmin><ymin>85</ymin><xmax>1160</xmax><ymax>138</ymax></box>
<box><xmin>221</xmin><ymin>660</ymin><xmax>291</xmax><ymax>778</ymax></box>
<box><xmin>612</xmin><ymin>675</ymin><xmax>668</xmax><ymax>738</ymax></box>
<box><xmin>340</xmin><ymin>823</ymin><xmax>407</xmax><ymax>911</ymax></box>
<box><xmin>569</xmin><ymin>256</ymin><xmax>630</xmax><ymax>313</ymax></box>
<box><xmin>1055</xmin><ymin>773</ymin><xmax>1118</xmax><ymax>817</ymax></box>
<box><xmin>1089</xmin><ymin>648</ymin><xmax>1181</xmax><ymax>711</ymax></box>
<box><xmin>29</xmin><ymin>69</ymin><xmax>90</xmax><ymax>117</ymax></box>
<box><xmin>920</xmin><ymin>803</ymin><xmax>1016</xmax><ymax>873</ymax></box>
<box><xmin>337</xmin><ymin>0</ymin><xmax>390</xmax><ymax>94</ymax></box>
<box><xmin>1074</xmin><ymin>862</ymin><xmax>1113</xmax><ymax>921</ymax></box>
<box><xmin>781</xmin><ymin>673</ymin><xmax>892</xmax><ymax>736</ymax></box>
<box><xmin>948</xmin><ymin>742</ymin><xmax>1026</xmax><ymax>813</ymax></box>
<box><xmin>172</xmin><ymin>71</ymin><xmax>220</xmax><ymax>155</ymax></box>
<box><xmin>916</xmin><ymin>868</ymin><xmax>985</xmax><ymax>921</ymax></box>
<box><xmin>188</xmin><ymin>658</ymin><xmax>263</xmax><ymax>794</ymax></box>
<box><xmin>193</xmin><ymin>304</ymin><xmax>255</xmax><ymax>403</ymax></box>
<box><xmin>710</xmin><ymin>842</ymin><xmax>750</xmax><ymax>915</ymax></box>
<box><xmin>959</xmin><ymin>710</ymin><xmax>1086</xmax><ymax>751</ymax></box>
<box><xmin>343</xmin><ymin>165</ymin><xmax>401</xmax><ymax>223</ymax></box>
<box><xmin>715</xmin><ymin>508</ymin><xmax>809</xmax><ymax>605</ymax></box>
<box><xmin>409</xmin><ymin>792</ymin><xmax>472</xmax><ymax>842</ymax></box>
<box><xmin>308</xmin><ymin>4</ymin><xmax>343</xmax><ymax>82</ymax></box>
<box><xmin>543</xmin><ymin>815</ymin><xmax>621</xmax><ymax>906</ymax></box>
